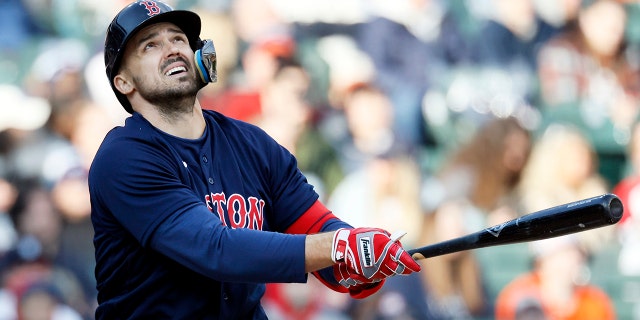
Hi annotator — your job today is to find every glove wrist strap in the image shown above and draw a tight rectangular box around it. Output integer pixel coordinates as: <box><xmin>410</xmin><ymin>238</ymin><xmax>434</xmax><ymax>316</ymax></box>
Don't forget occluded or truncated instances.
<box><xmin>331</xmin><ymin>228</ymin><xmax>350</xmax><ymax>263</ymax></box>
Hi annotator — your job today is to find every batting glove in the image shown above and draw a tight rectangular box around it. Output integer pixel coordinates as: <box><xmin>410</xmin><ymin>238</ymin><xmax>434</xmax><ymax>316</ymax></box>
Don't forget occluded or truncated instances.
<box><xmin>331</xmin><ymin>227</ymin><xmax>421</xmax><ymax>287</ymax></box>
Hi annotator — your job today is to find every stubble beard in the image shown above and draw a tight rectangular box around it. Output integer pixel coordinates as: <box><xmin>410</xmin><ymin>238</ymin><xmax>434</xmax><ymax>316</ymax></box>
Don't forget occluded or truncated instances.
<box><xmin>134</xmin><ymin>72</ymin><xmax>205</xmax><ymax>121</ymax></box>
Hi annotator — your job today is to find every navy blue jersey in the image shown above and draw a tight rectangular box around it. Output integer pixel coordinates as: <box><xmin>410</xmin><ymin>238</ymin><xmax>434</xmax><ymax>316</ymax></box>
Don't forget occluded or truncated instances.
<box><xmin>89</xmin><ymin>110</ymin><xmax>335</xmax><ymax>319</ymax></box>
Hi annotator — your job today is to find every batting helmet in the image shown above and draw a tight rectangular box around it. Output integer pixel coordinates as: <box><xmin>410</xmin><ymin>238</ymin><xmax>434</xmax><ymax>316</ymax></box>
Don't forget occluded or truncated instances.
<box><xmin>104</xmin><ymin>0</ymin><xmax>202</xmax><ymax>113</ymax></box>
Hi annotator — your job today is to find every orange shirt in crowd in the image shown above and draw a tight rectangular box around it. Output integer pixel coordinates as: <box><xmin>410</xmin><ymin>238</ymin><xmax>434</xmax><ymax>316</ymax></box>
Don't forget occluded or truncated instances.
<box><xmin>495</xmin><ymin>272</ymin><xmax>615</xmax><ymax>320</ymax></box>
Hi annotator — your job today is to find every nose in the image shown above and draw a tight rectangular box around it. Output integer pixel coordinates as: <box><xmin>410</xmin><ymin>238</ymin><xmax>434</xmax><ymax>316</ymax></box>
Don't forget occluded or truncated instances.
<box><xmin>164</xmin><ymin>39</ymin><xmax>181</xmax><ymax>56</ymax></box>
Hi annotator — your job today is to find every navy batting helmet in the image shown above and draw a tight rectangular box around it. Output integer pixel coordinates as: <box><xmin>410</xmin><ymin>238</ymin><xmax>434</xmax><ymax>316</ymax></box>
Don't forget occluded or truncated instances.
<box><xmin>104</xmin><ymin>1</ymin><xmax>201</xmax><ymax>113</ymax></box>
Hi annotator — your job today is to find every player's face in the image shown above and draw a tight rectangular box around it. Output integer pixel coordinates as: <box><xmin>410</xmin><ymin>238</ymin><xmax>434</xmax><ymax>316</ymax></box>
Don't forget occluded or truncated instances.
<box><xmin>120</xmin><ymin>22</ymin><xmax>201</xmax><ymax>108</ymax></box>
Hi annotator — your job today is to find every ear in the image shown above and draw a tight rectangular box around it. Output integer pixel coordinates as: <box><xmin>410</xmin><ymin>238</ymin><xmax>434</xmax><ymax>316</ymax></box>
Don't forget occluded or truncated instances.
<box><xmin>114</xmin><ymin>73</ymin><xmax>134</xmax><ymax>95</ymax></box>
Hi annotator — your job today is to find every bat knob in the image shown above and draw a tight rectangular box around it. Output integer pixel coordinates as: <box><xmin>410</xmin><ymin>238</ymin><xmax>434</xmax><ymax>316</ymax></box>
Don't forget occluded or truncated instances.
<box><xmin>411</xmin><ymin>253</ymin><xmax>426</xmax><ymax>261</ymax></box>
<box><xmin>607</xmin><ymin>194</ymin><xmax>624</xmax><ymax>224</ymax></box>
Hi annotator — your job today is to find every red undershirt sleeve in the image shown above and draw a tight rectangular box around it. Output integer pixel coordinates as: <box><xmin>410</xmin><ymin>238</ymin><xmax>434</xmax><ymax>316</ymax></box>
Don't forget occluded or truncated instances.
<box><xmin>284</xmin><ymin>200</ymin><xmax>342</xmax><ymax>234</ymax></box>
<box><xmin>284</xmin><ymin>200</ymin><xmax>384</xmax><ymax>298</ymax></box>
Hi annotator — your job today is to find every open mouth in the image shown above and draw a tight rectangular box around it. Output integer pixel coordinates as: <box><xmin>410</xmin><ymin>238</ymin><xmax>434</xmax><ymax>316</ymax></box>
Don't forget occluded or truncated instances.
<box><xmin>165</xmin><ymin>66</ymin><xmax>187</xmax><ymax>76</ymax></box>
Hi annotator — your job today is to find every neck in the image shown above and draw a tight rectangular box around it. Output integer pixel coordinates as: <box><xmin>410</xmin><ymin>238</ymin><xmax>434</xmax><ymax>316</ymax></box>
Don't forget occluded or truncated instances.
<box><xmin>137</xmin><ymin>98</ymin><xmax>206</xmax><ymax>139</ymax></box>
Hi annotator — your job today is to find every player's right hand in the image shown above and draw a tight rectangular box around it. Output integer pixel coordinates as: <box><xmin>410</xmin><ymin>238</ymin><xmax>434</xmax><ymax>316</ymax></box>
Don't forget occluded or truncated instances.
<box><xmin>331</xmin><ymin>227</ymin><xmax>421</xmax><ymax>285</ymax></box>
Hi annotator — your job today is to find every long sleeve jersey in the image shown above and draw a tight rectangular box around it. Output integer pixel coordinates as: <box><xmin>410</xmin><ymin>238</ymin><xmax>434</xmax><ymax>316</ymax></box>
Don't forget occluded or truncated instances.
<box><xmin>89</xmin><ymin>110</ymin><xmax>349</xmax><ymax>319</ymax></box>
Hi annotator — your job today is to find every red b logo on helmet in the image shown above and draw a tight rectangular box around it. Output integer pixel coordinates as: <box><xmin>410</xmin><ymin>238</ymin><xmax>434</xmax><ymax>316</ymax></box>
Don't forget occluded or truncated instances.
<box><xmin>139</xmin><ymin>1</ymin><xmax>161</xmax><ymax>17</ymax></box>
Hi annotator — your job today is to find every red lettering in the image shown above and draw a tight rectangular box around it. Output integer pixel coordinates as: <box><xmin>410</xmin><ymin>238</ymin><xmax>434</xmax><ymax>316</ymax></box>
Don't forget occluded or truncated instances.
<box><xmin>247</xmin><ymin>197</ymin><xmax>264</xmax><ymax>230</ymax></box>
<box><xmin>210</xmin><ymin>192</ymin><xmax>227</xmax><ymax>226</ymax></box>
<box><xmin>227</xmin><ymin>194</ymin><xmax>247</xmax><ymax>229</ymax></box>
<box><xmin>203</xmin><ymin>192</ymin><xmax>264</xmax><ymax>230</ymax></box>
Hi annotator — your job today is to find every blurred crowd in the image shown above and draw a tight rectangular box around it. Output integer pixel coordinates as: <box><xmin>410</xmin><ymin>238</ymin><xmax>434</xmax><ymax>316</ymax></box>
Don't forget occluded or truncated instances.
<box><xmin>2</xmin><ymin>0</ymin><xmax>640</xmax><ymax>319</ymax></box>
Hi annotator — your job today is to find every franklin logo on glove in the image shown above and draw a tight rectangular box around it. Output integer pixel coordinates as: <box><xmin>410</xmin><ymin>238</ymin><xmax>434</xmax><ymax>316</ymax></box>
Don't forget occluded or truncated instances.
<box><xmin>360</xmin><ymin>237</ymin><xmax>373</xmax><ymax>267</ymax></box>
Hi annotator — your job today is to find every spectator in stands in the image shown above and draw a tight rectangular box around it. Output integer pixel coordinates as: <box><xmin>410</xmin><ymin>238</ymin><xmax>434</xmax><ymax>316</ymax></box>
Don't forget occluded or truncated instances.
<box><xmin>355</xmin><ymin>0</ymin><xmax>473</xmax><ymax>147</ymax></box>
<box><xmin>50</xmin><ymin>102</ymin><xmax>114</xmax><ymax>313</ymax></box>
<box><xmin>495</xmin><ymin>235</ymin><xmax>616</xmax><ymax>320</ymax></box>
<box><xmin>327</xmin><ymin>149</ymin><xmax>423</xmax><ymax>248</ymax></box>
<box><xmin>201</xmin><ymin>35</ymin><xmax>295</xmax><ymax>124</ymax></box>
<box><xmin>365</xmin><ymin>117</ymin><xmax>531</xmax><ymax>319</ymax></box>
<box><xmin>536</xmin><ymin>0</ymin><xmax>640</xmax><ymax>140</ymax></box>
<box><xmin>426</xmin><ymin>116</ymin><xmax>532</xmax><ymax>224</ymax></box>
<box><xmin>475</xmin><ymin>0</ymin><xmax>560</xmax><ymax>71</ymax></box>
<box><xmin>1</xmin><ymin>181</ymin><xmax>88</xmax><ymax>319</ymax></box>
<box><xmin>537</xmin><ymin>0</ymin><xmax>633</xmax><ymax>105</ymax></box>
<box><xmin>201</xmin><ymin>0</ymin><xmax>294</xmax><ymax>123</ymax></box>
<box><xmin>328</xmin><ymin>83</ymin><xmax>402</xmax><ymax>174</ymax></box>
<box><xmin>416</xmin><ymin>199</ymin><xmax>492</xmax><ymax>319</ymax></box>
<box><xmin>516</xmin><ymin>124</ymin><xmax>613</xmax><ymax>254</ymax></box>
<box><xmin>395</xmin><ymin>116</ymin><xmax>533</xmax><ymax>318</ymax></box>
<box><xmin>255</xmin><ymin>57</ymin><xmax>344</xmax><ymax>199</ymax></box>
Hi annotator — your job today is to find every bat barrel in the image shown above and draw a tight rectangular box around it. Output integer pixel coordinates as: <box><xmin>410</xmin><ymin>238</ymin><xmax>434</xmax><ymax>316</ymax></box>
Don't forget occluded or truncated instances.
<box><xmin>409</xmin><ymin>193</ymin><xmax>623</xmax><ymax>260</ymax></box>
<box><xmin>529</xmin><ymin>193</ymin><xmax>623</xmax><ymax>236</ymax></box>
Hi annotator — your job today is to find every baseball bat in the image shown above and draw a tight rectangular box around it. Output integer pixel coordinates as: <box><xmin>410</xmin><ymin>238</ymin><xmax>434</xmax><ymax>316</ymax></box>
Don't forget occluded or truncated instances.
<box><xmin>409</xmin><ymin>193</ymin><xmax>623</xmax><ymax>260</ymax></box>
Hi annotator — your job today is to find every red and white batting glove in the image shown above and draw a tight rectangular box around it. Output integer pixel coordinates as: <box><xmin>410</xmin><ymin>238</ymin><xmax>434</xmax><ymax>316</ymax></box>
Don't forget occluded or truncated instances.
<box><xmin>331</xmin><ymin>227</ymin><xmax>421</xmax><ymax>288</ymax></box>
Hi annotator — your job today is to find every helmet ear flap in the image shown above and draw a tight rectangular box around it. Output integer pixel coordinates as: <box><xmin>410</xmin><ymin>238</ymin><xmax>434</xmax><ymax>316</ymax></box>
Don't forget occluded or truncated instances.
<box><xmin>194</xmin><ymin>39</ymin><xmax>217</xmax><ymax>84</ymax></box>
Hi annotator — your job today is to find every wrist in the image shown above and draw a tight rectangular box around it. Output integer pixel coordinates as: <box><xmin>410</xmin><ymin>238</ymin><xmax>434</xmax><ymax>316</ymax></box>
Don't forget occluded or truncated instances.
<box><xmin>304</xmin><ymin>231</ymin><xmax>341</xmax><ymax>273</ymax></box>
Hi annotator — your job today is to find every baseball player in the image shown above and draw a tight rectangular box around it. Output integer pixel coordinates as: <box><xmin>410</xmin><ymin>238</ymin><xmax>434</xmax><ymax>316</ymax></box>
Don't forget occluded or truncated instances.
<box><xmin>89</xmin><ymin>1</ymin><xmax>421</xmax><ymax>319</ymax></box>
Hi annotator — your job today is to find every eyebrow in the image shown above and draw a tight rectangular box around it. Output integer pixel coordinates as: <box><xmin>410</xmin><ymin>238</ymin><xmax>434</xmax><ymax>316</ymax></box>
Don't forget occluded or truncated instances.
<box><xmin>136</xmin><ymin>27</ymin><xmax>186</xmax><ymax>48</ymax></box>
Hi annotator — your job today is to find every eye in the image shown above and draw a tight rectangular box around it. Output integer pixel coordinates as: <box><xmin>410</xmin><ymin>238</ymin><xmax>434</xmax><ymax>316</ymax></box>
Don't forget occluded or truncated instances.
<box><xmin>143</xmin><ymin>41</ymin><xmax>157</xmax><ymax>51</ymax></box>
<box><xmin>173</xmin><ymin>35</ymin><xmax>187</xmax><ymax>44</ymax></box>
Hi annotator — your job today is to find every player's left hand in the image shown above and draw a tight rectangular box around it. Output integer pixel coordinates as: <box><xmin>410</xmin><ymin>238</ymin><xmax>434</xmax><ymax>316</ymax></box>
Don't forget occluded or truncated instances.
<box><xmin>331</xmin><ymin>227</ymin><xmax>421</xmax><ymax>284</ymax></box>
